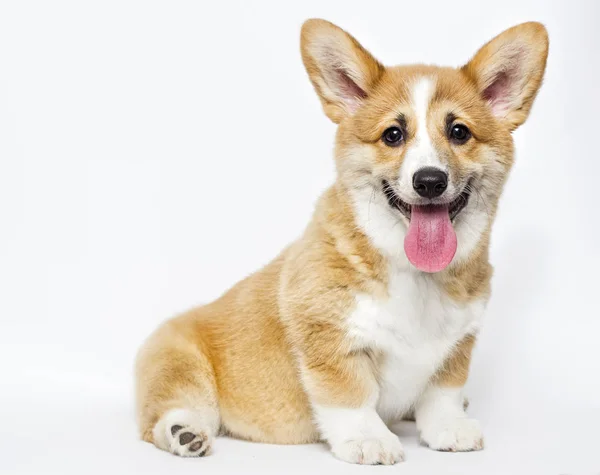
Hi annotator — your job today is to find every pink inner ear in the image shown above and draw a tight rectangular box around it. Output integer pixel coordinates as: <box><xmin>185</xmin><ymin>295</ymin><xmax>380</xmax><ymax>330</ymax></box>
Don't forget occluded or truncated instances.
<box><xmin>482</xmin><ymin>47</ymin><xmax>526</xmax><ymax>118</ymax></box>
<box><xmin>483</xmin><ymin>72</ymin><xmax>512</xmax><ymax>117</ymax></box>
<box><xmin>334</xmin><ymin>67</ymin><xmax>367</xmax><ymax>113</ymax></box>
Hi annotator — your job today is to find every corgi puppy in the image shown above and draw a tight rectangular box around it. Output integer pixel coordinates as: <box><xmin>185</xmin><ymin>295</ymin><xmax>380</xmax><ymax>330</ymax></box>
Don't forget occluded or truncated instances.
<box><xmin>135</xmin><ymin>19</ymin><xmax>548</xmax><ymax>464</ymax></box>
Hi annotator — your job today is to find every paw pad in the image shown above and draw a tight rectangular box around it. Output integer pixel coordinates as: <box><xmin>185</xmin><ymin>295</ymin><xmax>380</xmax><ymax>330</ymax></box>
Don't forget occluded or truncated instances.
<box><xmin>169</xmin><ymin>425</ymin><xmax>209</xmax><ymax>457</ymax></box>
<box><xmin>179</xmin><ymin>432</ymin><xmax>196</xmax><ymax>445</ymax></box>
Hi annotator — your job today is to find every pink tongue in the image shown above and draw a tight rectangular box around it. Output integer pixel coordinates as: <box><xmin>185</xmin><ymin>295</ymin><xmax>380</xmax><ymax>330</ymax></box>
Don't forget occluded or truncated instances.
<box><xmin>404</xmin><ymin>205</ymin><xmax>457</xmax><ymax>273</ymax></box>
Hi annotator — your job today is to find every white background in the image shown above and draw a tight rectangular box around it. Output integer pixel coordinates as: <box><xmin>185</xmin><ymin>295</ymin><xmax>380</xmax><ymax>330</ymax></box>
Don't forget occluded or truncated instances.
<box><xmin>1</xmin><ymin>1</ymin><xmax>599</xmax><ymax>474</ymax></box>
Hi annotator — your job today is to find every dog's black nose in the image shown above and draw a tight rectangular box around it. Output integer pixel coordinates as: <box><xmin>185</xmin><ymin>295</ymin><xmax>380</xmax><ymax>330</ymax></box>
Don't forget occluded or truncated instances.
<box><xmin>412</xmin><ymin>167</ymin><xmax>448</xmax><ymax>198</ymax></box>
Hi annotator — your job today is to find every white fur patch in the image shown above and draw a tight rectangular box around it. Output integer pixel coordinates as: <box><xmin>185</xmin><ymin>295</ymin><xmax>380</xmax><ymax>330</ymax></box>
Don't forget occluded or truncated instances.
<box><xmin>415</xmin><ymin>386</ymin><xmax>484</xmax><ymax>451</ymax></box>
<box><xmin>451</xmin><ymin>192</ymin><xmax>490</xmax><ymax>263</ymax></box>
<box><xmin>347</xmin><ymin>265</ymin><xmax>485</xmax><ymax>424</ymax></box>
<box><xmin>398</xmin><ymin>77</ymin><xmax>448</xmax><ymax>201</ymax></box>
<box><xmin>350</xmin><ymin>185</ymin><xmax>410</xmax><ymax>263</ymax></box>
<box><xmin>313</xmin><ymin>403</ymin><xmax>405</xmax><ymax>465</ymax></box>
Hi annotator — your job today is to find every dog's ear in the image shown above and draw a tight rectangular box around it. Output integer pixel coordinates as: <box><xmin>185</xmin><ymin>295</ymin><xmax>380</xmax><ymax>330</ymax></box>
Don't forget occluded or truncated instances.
<box><xmin>463</xmin><ymin>22</ymin><xmax>549</xmax><ymax>131</ymax></box>
<box><xmin>301</xmin><ymin>19</ymin><xmax>385</xmax><ymax>124</ymax></box>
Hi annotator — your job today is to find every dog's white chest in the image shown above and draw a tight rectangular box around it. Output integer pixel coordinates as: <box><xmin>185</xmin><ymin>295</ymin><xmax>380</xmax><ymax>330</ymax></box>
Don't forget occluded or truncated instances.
<box><xmin>347</xmin><ymin>267</ymin><xmax>485</xmax><ymax>423</ymax></box>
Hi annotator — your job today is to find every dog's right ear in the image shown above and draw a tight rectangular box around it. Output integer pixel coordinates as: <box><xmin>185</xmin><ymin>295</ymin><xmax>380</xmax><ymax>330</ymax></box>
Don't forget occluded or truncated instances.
<box><xmin>301</xmin><ymin>19</ymin><xmax>385</xmax><ymax>124</ymax></box>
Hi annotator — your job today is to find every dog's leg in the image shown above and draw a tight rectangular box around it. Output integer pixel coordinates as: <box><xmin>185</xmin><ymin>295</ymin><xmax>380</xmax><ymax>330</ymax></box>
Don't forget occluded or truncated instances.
<box><xmin>403</xmin><ymin>396</ymin><xmax>469</xmax><ymax>422</ymax></box>
<box><xmin>415</xmin><ymin>334</ymin><xmax>484</xmax><ymax>452</ymax></box>
<box><xmin>309</xmin><ymin>368</ymin><xmax>405</xmax><ymax>464</ymax></box>
<box><xmin>296</xmin><ymin>324</ymin><xmax>404</xmax><ymax>465</ymax></box>
<box><xmin>135</xmin><ymin>320</ymin><xmax>219</xmax><ymax>457</ymax></box>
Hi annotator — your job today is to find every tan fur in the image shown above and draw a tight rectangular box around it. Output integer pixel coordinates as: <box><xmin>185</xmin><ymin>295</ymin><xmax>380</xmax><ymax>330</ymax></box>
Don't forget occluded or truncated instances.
<box><xmin>434</xmin><ymin>334</ymin><xmax>477</xmax><ymax>387</ymax></box>
<box><xmin>135</xmin><ymin>19</ymin><xmax>548</xmax><ymax>454</ymax></box>
<box><xmin>441</xmin><ymin>231</ymin><xmax>494</xmax><ymax>303</ymax></box>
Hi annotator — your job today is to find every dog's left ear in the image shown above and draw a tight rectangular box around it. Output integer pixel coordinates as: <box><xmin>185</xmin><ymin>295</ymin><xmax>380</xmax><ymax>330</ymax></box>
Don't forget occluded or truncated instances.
<box><xmin>301</xmin><ymin>19</ymin><xmax>385</xmax><ymax>124</ymax></box>
<box><xmin>463</xmin><ymin>22</ymin><xmax>549</xmax><ymax>131</ymax></box>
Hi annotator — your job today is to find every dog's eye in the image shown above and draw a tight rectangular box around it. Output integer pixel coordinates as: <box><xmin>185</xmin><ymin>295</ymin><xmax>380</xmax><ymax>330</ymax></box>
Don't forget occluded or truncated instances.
<box><xmin>382</xmin><ymin>127</ymin><xmax>404</xmax><ymax>147</ymax></box>
<box><xmin>449</xmin><ymin>124</ymin><xmax>471</xmax><ymax>144</ymax></box>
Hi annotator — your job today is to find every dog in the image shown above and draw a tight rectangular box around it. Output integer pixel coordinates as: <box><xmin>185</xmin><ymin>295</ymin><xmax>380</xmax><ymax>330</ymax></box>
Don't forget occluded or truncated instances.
<box><xmin>135</xmin><ymin>19</ymin><xmax>548</xmax><ymax>464</ymax></box>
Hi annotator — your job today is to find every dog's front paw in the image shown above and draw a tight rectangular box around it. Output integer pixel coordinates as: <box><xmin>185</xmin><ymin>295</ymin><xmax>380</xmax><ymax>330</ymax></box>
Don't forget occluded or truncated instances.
<box><xmin>419</xmin><ymin>417</ymin><xmax>484</xmax><ymax>452</ymax></box>
<box><xmin>331</xmin><ymin>432</ymin><xmax>405</xmax><ymax>465</ymax></box>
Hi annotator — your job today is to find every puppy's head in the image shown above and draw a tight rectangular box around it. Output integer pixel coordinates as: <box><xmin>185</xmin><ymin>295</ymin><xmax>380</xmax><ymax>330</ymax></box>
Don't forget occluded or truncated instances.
<box><xmin>301</xmin><ymin>19</ymin><xmax>548</xmax><ymax>272</ymax></box>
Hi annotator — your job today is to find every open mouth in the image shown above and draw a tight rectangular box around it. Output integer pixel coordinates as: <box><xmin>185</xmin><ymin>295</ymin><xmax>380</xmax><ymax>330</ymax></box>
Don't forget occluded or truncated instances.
<box><xmin>381</xmin><ymin>179</ymin><xmax>473</xmax><ymax>273</ymax></box>
<box><xmin>382</xmin><ymin>179</ymin><xmax>471</xmax><ymax>221</ymax></box>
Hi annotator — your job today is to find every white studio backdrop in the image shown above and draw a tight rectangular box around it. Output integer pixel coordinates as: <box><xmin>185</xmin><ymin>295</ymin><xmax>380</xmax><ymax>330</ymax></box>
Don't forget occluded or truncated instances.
<box><xmin>0</xmin><ymin>1</ymin><xmax>599</xmax><ymax>474</ymax></box>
